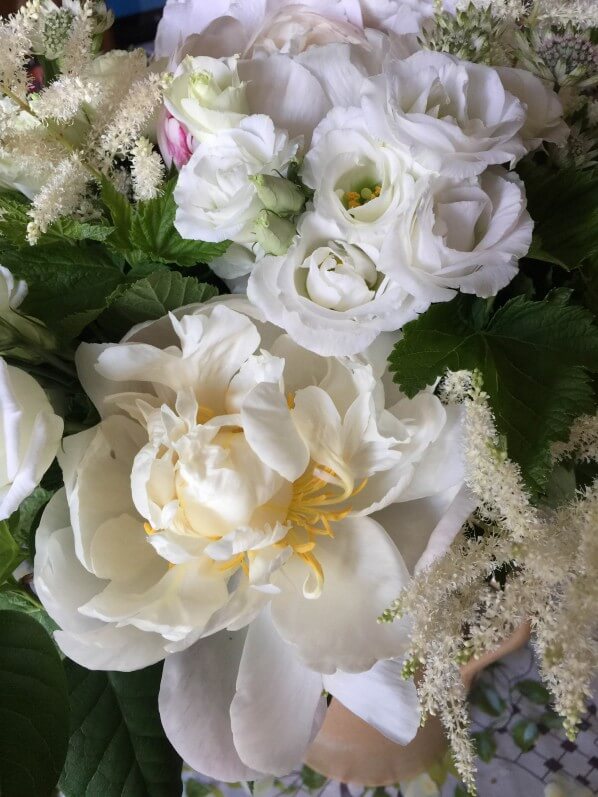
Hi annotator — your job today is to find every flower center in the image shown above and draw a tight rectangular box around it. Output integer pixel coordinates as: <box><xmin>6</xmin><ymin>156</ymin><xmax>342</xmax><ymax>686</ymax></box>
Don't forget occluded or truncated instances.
<box><xmin>342</xmin><ymin>184</ymin><xmax>381</xmax><ymax>210</ymax></box>
<box><xmin>277</xmin><ymin>463</ymin><xmax>367</xmax><ymax>597</ymax></box>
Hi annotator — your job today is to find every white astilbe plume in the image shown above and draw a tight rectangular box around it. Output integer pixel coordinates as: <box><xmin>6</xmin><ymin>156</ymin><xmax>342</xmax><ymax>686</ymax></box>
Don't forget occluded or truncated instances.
<box><xmin>130</xmin><ymin>137</ymin><xmax>165</xmax><ymax>201</ymax></box>
<box><xmin>59</xmin><ymin>0</ymin><xmax>95</xmax><ymax>75</ymax></box>
<box><xmin>465</xmin><ymin>0</ymin><xmax>598</xmax><ymax>26</ymax></box>
<box><xmin>0</xmin><ymin>1</ymin><xmax>42</xmax><ymax>99</ymax></box>
<box><xmin>27</xmin><ymin>154</ymin><xmax>89</xmax><ymax>243</ymax></box>
<box><xmin>382</xmin><ymin>370</ymin><xmax>598</xmax><ymax>791</ymax></box>
<box><xmin>30</xmin><ymin>75</ymin><xmax>100</xmax><ymax>123</ymax></box>
<box><xmin>552</xmin><ymin>412</ymin><xmax>598</xmax><ymax>463</ymax></box>
<box><xmin>98</xmin><ymin>72</ymin><xmax>166</xmax><ymax>164</ymax></box>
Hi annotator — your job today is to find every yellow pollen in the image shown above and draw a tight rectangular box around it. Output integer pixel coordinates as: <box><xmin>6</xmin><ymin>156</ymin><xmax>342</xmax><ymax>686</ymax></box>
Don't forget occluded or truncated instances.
<box><xmin>278</xmin><ymin>463</ymin><xmax>368</xmax><ymax>595</ymax></box>
<box><xmin>286</xmin><ymin>391</ymin><xmax>296</xmax><ymax>409</ymax></box>
<box><xmin>144</xmin><ymin>522</ymin><xmax>156</xmax><ymax>536</ymax></box>
<box><xmin>342</xmin><ymin>185</ymin><xmax>382</xmax><ymax>210</ymax></box>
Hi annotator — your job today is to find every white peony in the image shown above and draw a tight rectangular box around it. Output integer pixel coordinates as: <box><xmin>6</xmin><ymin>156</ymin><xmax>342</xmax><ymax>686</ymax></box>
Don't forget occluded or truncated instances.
<box><xmin>0</xmin><ymin>358</ymin><xmax>63</xmax><ymax>520</ymax></box>
<box><xmin>301</xmin><ymin>109</ymin><xmax>417</xmax><ymax>249</ymax></box>
<box><xmin>248</xmin><ymin>212</ymin><xmax>425</xmax><ymax>355</ymax></box>
<box><xmin>154</xmin><ymin>0</ymin><xmax>368</xmax><ymax>60</ymax></box>
<box><xmin>34</xmin><ymin>296</ymin><xmax>472</xmax><ymax>780</ymax></box>
<box><xmin>163</xmin><ymin>55</ymin><xmax>249</xmax><ymax>143</ymax></box>
<box><xmin>379</xmin><ymin>167</ymin><xmax>533</xmax><ymax>301</ymax></box>
<box><xmin>173</xmin><ymin>114</ymin><xmax>298</xmax><ymax>249</ymax></box>
<box><xmin>496</xmin><ymin>66</ymin><xmax>569</xmax><ymax>152</ymax></box>
<box><xmin>365</xmin><ymin>50</ymin><xmax>528</xmax><ymax>178</ymax></box>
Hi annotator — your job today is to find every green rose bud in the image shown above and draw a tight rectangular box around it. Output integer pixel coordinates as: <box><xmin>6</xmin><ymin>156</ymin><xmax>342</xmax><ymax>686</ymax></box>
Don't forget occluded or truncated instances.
<box><xmin>250</xmin><ymin>173</ymin><xmax>306</xmax><ymax>216</ymax></box>
<box><xmin>254</xmin><ymin>209</ymin><xmax>297</xmax><ymax>256</ymax></box>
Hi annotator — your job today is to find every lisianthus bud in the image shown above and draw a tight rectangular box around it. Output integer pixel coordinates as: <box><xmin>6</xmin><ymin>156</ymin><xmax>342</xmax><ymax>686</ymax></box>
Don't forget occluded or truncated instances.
<box><xmin>250</xmin><ymin>173</ymin><xmax>306</xmax><ymax>216</ymax></box>
<box><xmin>254</xmin><ymin>209</ymin><xmax>296</xmax><ymax>255</ymax></box>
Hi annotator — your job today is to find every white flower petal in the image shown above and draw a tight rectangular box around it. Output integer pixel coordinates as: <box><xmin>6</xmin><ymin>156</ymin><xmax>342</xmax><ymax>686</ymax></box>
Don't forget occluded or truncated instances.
<box><xmin>323</xmin><ymin>659</ymin><xmax>420</xmax><ymax>744</ymax></box>
<box><xmin>230</xmin><ymin>608</ymin><xmax>325</xmax><ymax>774</ymax></box>
<box><xmin>159</xmin><ymin>630</ymin><xmax>263</xmax><ymax>781</ymax></box>
<box><xmin>271</xmin><ymin>516</ymin><xmax>412</xmax><ymax>673</ymax></box>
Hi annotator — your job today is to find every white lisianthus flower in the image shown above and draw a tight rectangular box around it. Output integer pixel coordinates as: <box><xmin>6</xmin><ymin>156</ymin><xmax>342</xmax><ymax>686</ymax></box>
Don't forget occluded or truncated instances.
<box><xmin>173</xmin><ymin>114</ymin><xmax>298</xmax><ymax>252</ymax></box>
<box><xmin>164</xmin><ymin>55</ymin><xmax>249</xmax><ymax>143</ymax></box>
<box><xmin>365</xmin><ymin>50</ymin><xmax>528</xmax><ymax>178</ymax></box>
<box><xmin>379</xmin><ymin>167</ymin><xmax>533</xmax><ymax>301</ymax></box>
<box><xmin>34</xmin><ymin>297</ymin><xmax>472</xmax><ymax>780</ymax></box>
<box><xmin>248</xmin><ymin>212</ymin><xmax>424</xmax><ymax>356</ymax></box>
<box><xmin>496</xmin><ymin>66</ymin><xmax>569</xmax><ymax>152</ymax></box>
<box><xmin>0</xmin><ymin>358</ymin><xmax>63</xmax><ymax>520</ymax></box>
<box><xmin>302</xmin><ymin>110</ymin><xmax>417</xmax><ymax>249</ymax></box>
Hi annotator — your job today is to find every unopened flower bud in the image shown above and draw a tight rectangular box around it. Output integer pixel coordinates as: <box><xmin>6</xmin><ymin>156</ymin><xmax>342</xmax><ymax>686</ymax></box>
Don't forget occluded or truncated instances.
<box><xmin>254</xmin><ymin>209</ymin><xmax>297</xmax><ymax>256</ymax></box>
<box><xmin>250</xmin><ymin>173</ymin><xmax>305</xmax><ymax>216</ymax></box>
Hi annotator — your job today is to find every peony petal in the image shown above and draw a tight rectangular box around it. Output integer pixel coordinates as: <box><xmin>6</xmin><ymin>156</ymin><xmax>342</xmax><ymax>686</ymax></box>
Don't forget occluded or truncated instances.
<box><xmin>230</xmin><ymin>608</ymin><xmax>325</xmax><ymax>774</ymax></box>
<box><xmin>242</xmin><ymin>382</ymin><xmax>310</xmax><ymax>482</ymax></box>
<box><xmin>159</xmin><ymin>631</ymin><xmax>263</xmax><ymax>781</ymax></box>
<box><xmin>323</xmin><ymin>659</ymin><xmax>420</xmax><ymax>745</ymax></box>
<box><xmin>54</xmin><ymin>624</ymin><xmax>166</xmax><ymax>671</ymax></box>
<box><xmin>271</xmin><ymin>516</ymin><xmax>412</xmax><ymax>673</ymax></box>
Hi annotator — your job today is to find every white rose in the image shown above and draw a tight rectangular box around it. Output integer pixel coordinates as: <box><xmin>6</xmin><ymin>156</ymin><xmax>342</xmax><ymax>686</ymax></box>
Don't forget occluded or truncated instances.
<box><xmin>248</xmin><ymin>212</ymin><xmax>425</xmax><ymax>355</ymax></box>
<box><xmin>0</xmin><ymin>358</ymin><xmax>63</xmax><ymax>520</ymax></box>
<box><xmin>302</xmin><ymin>109</ymin><xmax>417</xmax><ymax>248</ymax></box>
<box><xmin>379</xmin><ymin>167</ymin><xmax>533</xmax><ymax>301</ymax></box>
<box><xmin>365</xmin><ymin>50</ymin><xmax>528</xmax><ymax>178</ymax></box>
<box><xmin>359</xmin><ymin>0</ymin><xmax>440</xmax><ymax>35</ymax></box>
<box><xmin>155</xmin><ymin>0</ymin><xmax>367</xmax><ymax>60</ymax></box>
<box><xmin>34</xmin><ymin>296</ymin><xmax>472</xmax><ymax>780</ymax></box>
<box><xmin>164</xmin><ymin>55</ymin><xmax>249</xmax><ymax>143</ymax></box>
<box><xmin>496</xmin><ymin>66</ymin><xmax>569</xmax><ymax>152</ymax></box>
<box><xmin>173</xmin><ymin>114</ymin><xmax>298</xmax><ymax>249</ymax></box>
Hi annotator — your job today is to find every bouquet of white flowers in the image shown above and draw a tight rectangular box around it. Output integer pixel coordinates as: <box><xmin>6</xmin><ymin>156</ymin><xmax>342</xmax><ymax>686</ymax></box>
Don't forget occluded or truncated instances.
<box><xmin>0</xmin><ymin>0</ymin><xmax>596</xmax><ymax>795</ymax></box>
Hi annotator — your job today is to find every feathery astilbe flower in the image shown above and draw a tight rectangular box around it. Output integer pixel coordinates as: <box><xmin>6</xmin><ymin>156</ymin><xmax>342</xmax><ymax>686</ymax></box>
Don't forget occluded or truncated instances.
<box><xmin>130</xmin><ymin>136</ymin><xmax>165</xmax><ymax>201</ymax></box>
<box><xmin>382</xmin><ymin>370</ymin><xmax>598</xmax><ymax>791</ymax></box>
<box><xmin>98</xmin><ymin>72</ymin><xmax>167</xmax><ymax>165</ymax></box>
<box><xmin>29</xmin><ymin>75</ymin><xmax>100</xmax><ymax>122</ymax></box>
<box><xmin>26</xmin><ymin>153</ymin><xmax>89</xmax><ymax>243</ymax></box>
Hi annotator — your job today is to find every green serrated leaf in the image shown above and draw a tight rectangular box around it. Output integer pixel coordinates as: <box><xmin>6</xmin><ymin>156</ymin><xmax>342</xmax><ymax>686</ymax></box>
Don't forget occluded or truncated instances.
<box><xmin>0</xmin><ymin>520</ymin><xmax>23</xmax><ymax>585</ymax></box>
<box><xmin>469</xmin><ymin>682</ymin><xmax>507</xmax><ymax>717</ymax></box>
<box><xmin>1</xmin><ymin>243</ymin><xmax>126</xmax><ymax>338</ymax></box>
<box><xmin>518</xmin><ymin>161</ymin><xmax>598</xmax><ymax>270</ymax></box>
<box><xmin>516</xmin><ymin>679</ymin><xmax>552</xmax><ymax>705</ymax></box>
<box><xmin>102</xmin><ymin>269</ymin><xmax>217</xmax><ymax>338</ymax></box>
<box><xmin>100</xmin><ymin>176</ymin><xmax>133</xmax><ymax>253</ymax></box>
<box><xmin>389</xmin><ymin>294</ymin><xmax>598</xmax><ymax>490</ymax></box>
<box><xmin>0</xmin><ymin>586</ymin><xmax>58</xmax><ymax>638</ymax></box>
<box><xmin>0</xmin><ymin>610</ymin><xmax>69</xmax><ymax>797</ymax></box>
<box><xmin>60</xmin><ymin>661</ymin><xmax>182</xmax><ymax>797</ymax></box>
<box><xmin>512</xmin><ymin>719</ymin><xmax>539</xmax><ymax>752</ymax></box>
<box><xmin>540</xmin><ymin>710</ymin><xmax>563</xmax><ymax>730</ymax></box>
<box><xmin>129</xmin><ymin>178</ymin><xmax>230</xmax><ymax>266</ymax></box>
<box><xmin>8</xmin><ymin>486</ymin><xmax>53</xmax><ymax>555</ymax></box>
<box><xmin>473</xmin><ymin>729</ymin><xmax>497</xmax><ymax>763</ymax></box>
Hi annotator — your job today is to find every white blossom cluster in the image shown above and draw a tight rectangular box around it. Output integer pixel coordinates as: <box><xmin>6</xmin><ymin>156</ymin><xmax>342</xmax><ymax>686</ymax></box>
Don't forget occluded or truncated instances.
<box><xmin>0</xmin><ymin>0</ymin><xmax>166</xmax><ymax>241</ymax></box>
<box><xmin>382</xmin><ymin>371</ymin><xmax>598</xmax><ymax>790</ymax></box>
<box><xmin>152</xmin><ymin>0</ymin><xmax>574</xmax><ymax>357</ymax></box>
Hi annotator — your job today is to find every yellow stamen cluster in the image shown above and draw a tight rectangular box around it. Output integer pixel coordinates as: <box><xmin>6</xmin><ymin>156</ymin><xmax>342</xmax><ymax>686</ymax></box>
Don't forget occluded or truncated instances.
<box><xmin>343</xmin><ymin>184</ymin><xmax>381</xmax><ymax>209</ymax></box>
<box><xmin>278</xmin><ymin>464</ymin><xmax>367</xmax><ymax>594</ymax></box>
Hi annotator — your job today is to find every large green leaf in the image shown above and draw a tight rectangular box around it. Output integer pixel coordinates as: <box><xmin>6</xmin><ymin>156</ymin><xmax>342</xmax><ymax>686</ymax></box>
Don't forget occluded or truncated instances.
<box><xmin>519</xmin><ymin>161</ymin><xmax>598</xmax><ymax>270</ymax></box>
<box><xmin>60</xmin><ymin>661</ymin><xmax>182</xmax><ymax>797</ymax></box>
<box><xmin>0</xmin><ymin>610</ymin><xmax>69</xmax><ymax>797</ymax></box>
<box><xmin>102</xmin><ymin>269</ymin><xmax>218</xmax><ymax>338</ymax></box>
<box><xmin>2</xmin><ymin>244</ymin><xmax>126</xmax><ymax>336</ymax></box>
<box><xmin>389</xmin><ymin>294</ymin><xmax>598</xmax><ymax>490</ymax></box>
<box><xmin>0</xmin><ymin>586</ymin><xmax>58</xmax><ymax>638</ymax></box>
